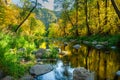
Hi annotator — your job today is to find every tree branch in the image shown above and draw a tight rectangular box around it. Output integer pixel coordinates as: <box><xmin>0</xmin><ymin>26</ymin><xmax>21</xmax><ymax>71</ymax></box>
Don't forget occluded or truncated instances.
<box><xmin>111</xmin><ymin>0</ymin><xmax>120</xmax><ymax>19</ymax></box>
<box><xmin>15</xmin><ymin>0</ymin><xmax>37</xmax><ymax>32</ymax></box>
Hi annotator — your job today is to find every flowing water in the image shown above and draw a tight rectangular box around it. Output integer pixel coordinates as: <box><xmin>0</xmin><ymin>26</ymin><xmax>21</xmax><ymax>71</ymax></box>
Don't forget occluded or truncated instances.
<box><xmin>35</xmin><ymin>60</ymin><xmax>74</xmax><ymax>80</ymax></box>
<box><xmin>35</xmin><ymin>40</ymin><xmax>120</xmax><ymax>80</ymax></box>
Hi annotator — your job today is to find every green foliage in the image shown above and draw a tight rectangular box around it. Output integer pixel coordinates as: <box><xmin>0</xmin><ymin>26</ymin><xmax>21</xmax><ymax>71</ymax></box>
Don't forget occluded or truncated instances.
<box><xmin>48</xmin><ymin>23</ymin><xmax>59</xmax><ymax>38</ymax></box>
<box><xmin>41</xmin><ymin>47</ymin><xmax>59</xmax><ymax>59</ymax></box>
<box><xmin>3</xmin><ymin>53</ymin><xmax>25</xmax><ymax>78</ymax></box>
<box><xmin>0</xmin><ymin>32</ymin><xmax>36</xmax><ymax>78</ymax></box>
<box><xmin>1</xmin><ymin>0</ymin><xmax>120</xmax><ymax>78</ymax></box>
<box><xmin>76</xmin><ymin>34</ymin><xmax>120</xmax><ymax>46</ymax></box>
<box><xmin>48</xmin><ymin>0</ymin><xmax>120</xmax><ymax>38</ymax></box>
<box><xmin>0</xmin><ymin>34</ymin><xmax>22</xmax><ymax>78</ymax></box>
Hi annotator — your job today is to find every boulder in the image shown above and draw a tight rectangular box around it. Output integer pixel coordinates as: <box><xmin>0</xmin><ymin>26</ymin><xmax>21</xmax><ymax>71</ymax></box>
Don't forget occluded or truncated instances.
<box><xmin>73</xmin><ymin>67</ymin><xmax>94</xmax><ymax>80</ymax></box>
<box><xmin>29</xmin><ymin>64</ymin><xmax>53</xmax><ymax>76</ymax></box>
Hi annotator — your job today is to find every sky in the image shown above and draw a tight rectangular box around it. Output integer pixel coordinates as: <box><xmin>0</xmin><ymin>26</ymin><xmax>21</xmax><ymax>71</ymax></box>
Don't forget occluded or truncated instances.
<box><xmin>12</xmin><ymin>0</ymin><xmax>54</xmax><ymax>10</ymax></box>
<box><xmin>38</xmin><ymin>0</ymin><xmax>54</xmax><ymax>10</ymax></box>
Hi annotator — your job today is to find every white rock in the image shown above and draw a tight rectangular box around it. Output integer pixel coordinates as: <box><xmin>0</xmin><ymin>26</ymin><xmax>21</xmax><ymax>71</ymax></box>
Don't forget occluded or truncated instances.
<box><xmin>73</xmin><ymin>44</ymin><xmax>81</xmax><ymax>49</ymax></box>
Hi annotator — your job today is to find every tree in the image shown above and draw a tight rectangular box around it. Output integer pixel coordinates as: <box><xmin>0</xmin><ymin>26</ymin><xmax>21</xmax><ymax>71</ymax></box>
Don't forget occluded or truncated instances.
<box><xmin>15</xmin><ymin>0</ymin><xmax>38</xmax><ymax>32</ymax></box>
<box><xmin>85</xmin><ymin>0</ymin><xmax>91</xmax><ymax>35</ymax></box>
<box><xmin>62</xmin><ymin>0</ymin><xmax>80</xmax><ymax>36</ymax></box>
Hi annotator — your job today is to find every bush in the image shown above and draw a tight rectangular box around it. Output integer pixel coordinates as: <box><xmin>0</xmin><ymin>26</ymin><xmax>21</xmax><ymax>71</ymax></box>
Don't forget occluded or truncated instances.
<box><xmin>0</xmin><ymin>32</ymin><xmax>35</xmax><ymax>78</ymax></box>
<box><xmin>41</xmin><ymin>47</ymin><xmax>59</xmax><ymax>59</ymax></box>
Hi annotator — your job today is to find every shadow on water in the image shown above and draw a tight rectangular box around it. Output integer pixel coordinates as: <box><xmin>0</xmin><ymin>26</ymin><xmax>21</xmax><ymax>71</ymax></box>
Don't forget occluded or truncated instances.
<box><xmin>36</xmin><ymin>40</ymin><xmax>120</xmax><ymax>80</ymax></box>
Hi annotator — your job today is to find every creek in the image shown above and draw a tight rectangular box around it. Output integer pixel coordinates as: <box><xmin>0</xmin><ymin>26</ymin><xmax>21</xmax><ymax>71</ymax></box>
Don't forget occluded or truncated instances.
<box><xmin>35</xmin><ymin>40</ymin><xmax>120</xmax><ymax>80</ymax></box>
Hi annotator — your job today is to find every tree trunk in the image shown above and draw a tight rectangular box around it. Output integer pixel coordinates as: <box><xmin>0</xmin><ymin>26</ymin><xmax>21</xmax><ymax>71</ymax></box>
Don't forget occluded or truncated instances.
<box><xmin>85</xmin><ymin>0</ymin><xmax>91</xmax><ymax>35</ymax></box>
<box><xmin>97</xmin><ymin>1</ymin><xmax>101</xmax><ymax>34</ymax></box>
<box><xmin>111</xmin><ymin>0</ymin><xmax>120</xmax><ymax>19</ymax></box>
<box><xmin>75</xmin><ymin>0</ymin><xmax>79</xmax><ymax>36</ymax></box>
<box><xmin>105</xmin><ymin>0</ymin><xmax>108</xmax><ymax>25</ymax></box>
<box><xmin>15</xmin><ymin>0</ymin><xmax>37</xmax><ymax>32</ymax></box>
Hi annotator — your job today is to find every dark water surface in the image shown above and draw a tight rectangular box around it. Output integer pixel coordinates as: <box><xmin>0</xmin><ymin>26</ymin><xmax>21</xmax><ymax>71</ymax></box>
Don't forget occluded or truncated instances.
<box><xmin>36</xmin><ymin>41</ymin><xmax>120</xmax><ymax>80</ymax></box>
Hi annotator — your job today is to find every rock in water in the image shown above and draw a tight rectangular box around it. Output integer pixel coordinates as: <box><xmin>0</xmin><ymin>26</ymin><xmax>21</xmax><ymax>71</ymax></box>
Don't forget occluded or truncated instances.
<box><xmin>73</xmin><ymin>67</ymin><xmax>94</xmax><ymax>80</ymax></box>
<box><xmin>95</xmin><ymin>44</ymin><xmax>104</xmax><ymax>49</ymax></box>
<box><xmin>73</xmin><ymin>44</ymin><xmax>81</xmax><ymax>49</ymax></box>
<box><xmin>29</xmin><ymin>64</ymin><xmax>53</xmax><ymax>76</ymax></box>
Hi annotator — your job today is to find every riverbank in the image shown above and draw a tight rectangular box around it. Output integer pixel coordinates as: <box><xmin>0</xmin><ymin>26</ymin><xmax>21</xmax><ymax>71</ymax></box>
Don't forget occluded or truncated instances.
<box><xmin>53</xmin><ymin>34</ymin><xmax>120</xmax><ymax>49</ymax></box>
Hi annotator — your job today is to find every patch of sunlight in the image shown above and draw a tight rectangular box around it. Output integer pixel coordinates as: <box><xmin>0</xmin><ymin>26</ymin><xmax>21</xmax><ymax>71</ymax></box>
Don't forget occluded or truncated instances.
<box><xmin>39</xmin><ymin>42</ymin><xmax>46</xmax><ymax>49</ymax></box>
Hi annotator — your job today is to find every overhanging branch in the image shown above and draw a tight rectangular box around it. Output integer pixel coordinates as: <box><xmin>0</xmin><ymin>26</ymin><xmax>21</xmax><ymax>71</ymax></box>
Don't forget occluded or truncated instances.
<box><xmin>111</xmin><ymin>0</ymin><xmax>120</xmax><ymax>19</ymax></box>
<box><xmin>15</xmin><ymin>0</ymin><xmax>37</xmax><ymax>32</ymax></box>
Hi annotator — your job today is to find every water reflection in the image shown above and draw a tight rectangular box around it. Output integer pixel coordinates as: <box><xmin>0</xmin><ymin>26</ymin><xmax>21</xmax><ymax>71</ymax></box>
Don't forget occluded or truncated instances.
<box><xmin>36</xmin><ymin>60</ymin><xmax>74</xmax><ymax>80</ymax></box>
<box><xmin>59</xmin><ymin>42</ymin><xmax>120</xmax><ymax>80</ymax></box>
<box><xmin>37</xmin><ymin>40</ymin><xmax>120</xmax><ymax>80</ymax></box>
